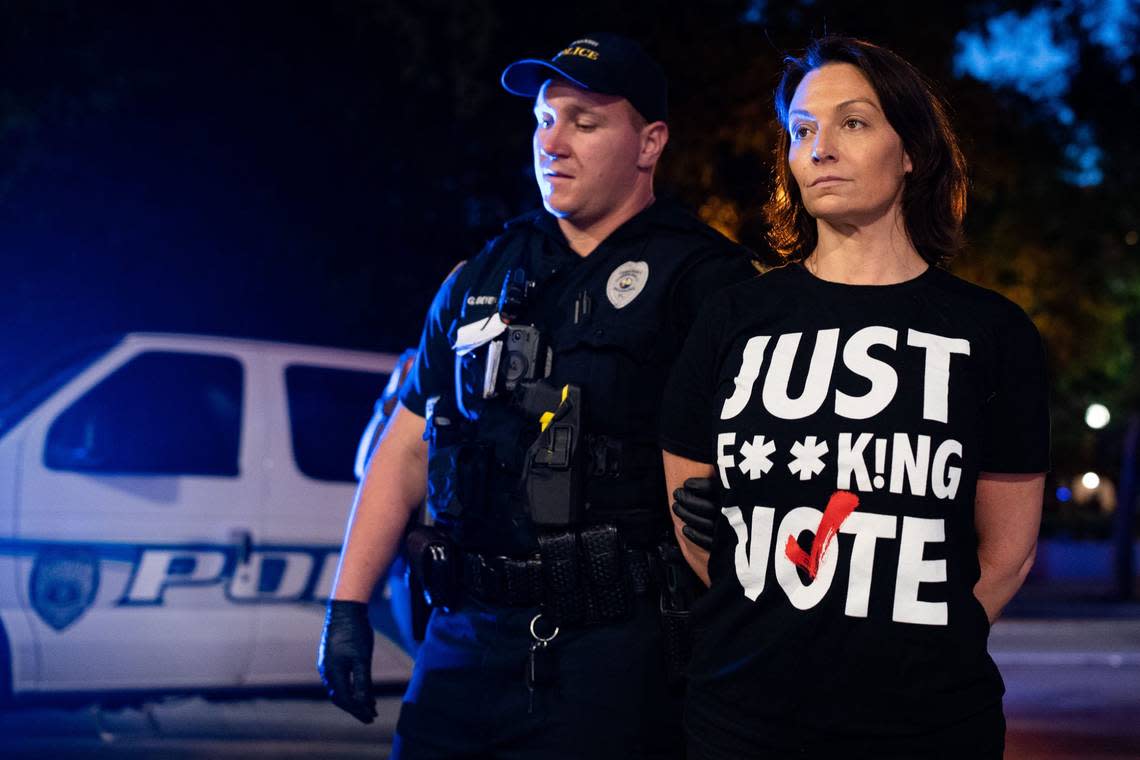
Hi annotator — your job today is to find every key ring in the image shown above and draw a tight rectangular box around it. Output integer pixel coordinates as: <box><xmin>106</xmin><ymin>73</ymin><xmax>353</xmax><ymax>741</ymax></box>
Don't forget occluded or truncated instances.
<box><xmin>529</xmin><ymin>613</ymin><xmax>560</xmax><ymax>643</ymax></box>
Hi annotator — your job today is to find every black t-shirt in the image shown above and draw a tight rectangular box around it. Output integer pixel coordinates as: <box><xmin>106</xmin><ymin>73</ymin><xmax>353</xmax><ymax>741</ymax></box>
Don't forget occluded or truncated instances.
<box><xmin>660</xmin><ymin>263</ymin><xmax>1049</xmax><ymax>751</ymax></box>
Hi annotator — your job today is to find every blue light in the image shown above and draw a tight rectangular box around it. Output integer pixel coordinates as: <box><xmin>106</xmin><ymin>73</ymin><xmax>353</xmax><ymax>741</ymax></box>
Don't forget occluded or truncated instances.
<box><xmin>1062</xmin><ymin>123</ymin><xmax>1105</xmax><ymax>186</ymax></box>
<box><xmin>739</xmin><ymin>0</ymin><xmax>766</xmax><ymax>24</ymax></box>
<box><xmin>1056</xmin><ymin>486</ymin><xmax>1073</xmax><ymax>502</ymax></box>
<box><xmin>954</xmin><ymin>7</ymin><xmax>1077</xmax><ymax>100</ymax></box>
<box><xmin>1078</xmin><ymin>0</ymin><xmax>1139</xmax><ymax>78</ymax></box>
<box><xmin>951</xmin><ymin>2</ymin><xmax>1130</xmax><ymax>187</ymax></box>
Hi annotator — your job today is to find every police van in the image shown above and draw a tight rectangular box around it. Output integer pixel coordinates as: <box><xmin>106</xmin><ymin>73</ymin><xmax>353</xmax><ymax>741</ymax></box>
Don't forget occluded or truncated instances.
<box><xmin>0</xmin><ymin>333</ymin><xmax>413</xmax><ymax>703</ymax></box>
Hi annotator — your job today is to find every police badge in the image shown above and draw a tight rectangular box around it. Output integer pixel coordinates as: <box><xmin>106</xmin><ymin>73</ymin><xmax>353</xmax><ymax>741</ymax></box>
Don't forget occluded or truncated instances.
<box><xmin>606</xmin><ymin>261</ymin><xmax>649</xmax><ymax>309</ymax></box>
<box><xmin>31</xmin><ymin>548</ymin><xmax>100</xmax><ymax>631</ymax></box>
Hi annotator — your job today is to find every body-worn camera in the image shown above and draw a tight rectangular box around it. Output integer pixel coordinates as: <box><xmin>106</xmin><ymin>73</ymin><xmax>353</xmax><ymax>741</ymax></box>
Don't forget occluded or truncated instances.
<box><xmin>481</xmin><ymin>268</ymin><xmax>553</xmax><ymax>398</ymax></box>
<box><xmin>481</xmin><ymin>325</ymin><xmax>552</xmax><ymax>398</ymax></box>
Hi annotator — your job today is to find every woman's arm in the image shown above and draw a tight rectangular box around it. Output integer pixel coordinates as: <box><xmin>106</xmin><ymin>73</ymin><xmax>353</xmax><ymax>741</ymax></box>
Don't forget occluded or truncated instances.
<box><xmin>973</xmin><ymin>471</ymin><xmax>1045</xmax><ymax>623</ymax></box>
<box><xmin>663</xmin><ymin>450</ymin><xmax>716</xmax><ymax>586</ymax></box>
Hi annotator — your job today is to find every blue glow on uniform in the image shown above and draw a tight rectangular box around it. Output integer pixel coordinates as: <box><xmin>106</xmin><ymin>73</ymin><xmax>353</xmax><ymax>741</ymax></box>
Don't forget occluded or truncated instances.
<box><xmin>1056</xmin><ymin>485</ymin><xmax>1073</xmax><ymax>502</ymax></box>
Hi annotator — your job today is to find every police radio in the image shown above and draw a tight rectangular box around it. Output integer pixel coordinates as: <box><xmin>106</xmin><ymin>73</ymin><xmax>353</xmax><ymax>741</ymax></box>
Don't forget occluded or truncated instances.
<box><xmin>498</xmin><ymin>268</ymin><xmax>531</xmax><ymax>324</ymax></box>
<box><xmin>481</xmin><ymin>268</ymin><xmax>553</xmax><ymax>398</ymax></box>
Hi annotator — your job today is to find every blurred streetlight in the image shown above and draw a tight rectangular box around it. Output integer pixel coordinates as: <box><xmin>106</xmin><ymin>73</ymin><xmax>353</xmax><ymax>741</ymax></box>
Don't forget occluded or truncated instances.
<box><xmin>1086</xmin><ymin>403</ymin><xmax>1110</xmax><ymax>429</ymax></box>
<box><xmin>1082</xmin><ymin>471</ymin><xmax>1101</xmax><ymax>490</ymax></box>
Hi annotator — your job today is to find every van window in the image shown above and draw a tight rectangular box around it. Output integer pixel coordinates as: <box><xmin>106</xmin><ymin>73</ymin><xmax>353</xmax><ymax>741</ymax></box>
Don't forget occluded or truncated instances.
<box><xmin>44</xmin><ymin>352</ymin><xmax>243</xmax><ymax>476</ymax></box>
<box><xmin>285</xmin><ymin>365</ymin><xmax>388</xmax><ymax>483</ymax></box>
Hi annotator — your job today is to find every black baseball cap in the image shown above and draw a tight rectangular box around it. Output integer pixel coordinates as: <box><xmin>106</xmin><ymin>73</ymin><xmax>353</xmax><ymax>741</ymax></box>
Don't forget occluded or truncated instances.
<box><xmin>501</xmin><ymin>33</ymin><xmax>668</xmax><ymax>123</ymax></box>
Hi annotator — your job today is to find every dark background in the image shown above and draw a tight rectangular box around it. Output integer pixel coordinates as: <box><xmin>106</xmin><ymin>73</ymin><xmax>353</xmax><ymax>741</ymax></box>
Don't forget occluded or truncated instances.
<box><xmin>1</xmin><ymin>0</ymin><xmax>1137</xmax><ymax>549</ymax></box>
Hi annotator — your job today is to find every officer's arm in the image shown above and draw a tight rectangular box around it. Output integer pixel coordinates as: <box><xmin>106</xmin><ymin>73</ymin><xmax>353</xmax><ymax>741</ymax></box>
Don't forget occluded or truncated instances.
<box><xmin>973</xmin><ymin>471</ymin><xmax>1043</xmax><ymax>623</ymax></box>
<box><xmin>663</xmin><ymin>450</ymin><xmax>714</xmax><ymax>587</ymax></box>
<box><xmin>331</xmin><ymin>401</ymin><xmax>428</xmax><ymax>602</ymax></box>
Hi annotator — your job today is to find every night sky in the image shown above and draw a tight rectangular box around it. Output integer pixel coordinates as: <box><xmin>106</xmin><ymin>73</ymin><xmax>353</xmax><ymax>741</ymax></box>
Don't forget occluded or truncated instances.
<box><xmin>2</xmin><ymin>1</ymin><xmax>1138</xmax><ymax>500</ymax></box>
<box><xmin>2</xmin><ymin>2</ymin><xmax>540</xmax><ymax>373</ymax></box>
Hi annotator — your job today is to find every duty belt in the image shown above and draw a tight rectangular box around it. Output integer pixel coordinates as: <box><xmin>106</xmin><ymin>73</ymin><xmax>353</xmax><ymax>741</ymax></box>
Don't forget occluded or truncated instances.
<box><xmin>460</xmin><ymin>526</ymin><xmax>654</xmax><ymax>624</ymax></box>
<box><xmin>461</xmin><ymin>552</ymin><xmax>544</xmax><ymax>606</ymax></box>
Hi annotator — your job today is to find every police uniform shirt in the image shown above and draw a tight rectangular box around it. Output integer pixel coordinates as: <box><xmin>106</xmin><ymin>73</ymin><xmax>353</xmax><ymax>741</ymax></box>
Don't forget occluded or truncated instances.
<box><xmin>399</xmin><ymin>200</ymin><xmax>757</xmax><ymax>552</ymax></box>
<box><xmin>659</xmin><ymin>263</ymin><xmax>1050</xmax><ymax>752</ymax></box>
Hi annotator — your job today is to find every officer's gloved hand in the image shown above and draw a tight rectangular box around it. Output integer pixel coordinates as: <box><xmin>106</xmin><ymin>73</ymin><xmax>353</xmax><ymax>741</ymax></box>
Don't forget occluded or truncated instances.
<box><xmin>318</xmin><ymin>600</ymin><xmax>378</xmax><ymax>724</ymax></box>
<box><xmin>672</xmin><ymin>477</ymin><xmax>720</xmax><ymax>551</ymax></box>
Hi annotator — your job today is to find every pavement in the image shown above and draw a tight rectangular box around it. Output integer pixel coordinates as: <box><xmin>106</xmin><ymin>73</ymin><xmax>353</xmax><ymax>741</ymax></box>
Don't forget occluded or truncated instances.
<box><xmin>993</xmin><ymin>583</ymin><xmax>1140</xmax><ymax>759</ymax></box>
<box><xmin>993</xmin><ymin>620</ymin><xmax>1140</xmax><ymax>756</ymax></box>
<box><xmin>1</xmin><ymin>587</ymin><xmax>1138</xmax><ymax>758</ymax></box>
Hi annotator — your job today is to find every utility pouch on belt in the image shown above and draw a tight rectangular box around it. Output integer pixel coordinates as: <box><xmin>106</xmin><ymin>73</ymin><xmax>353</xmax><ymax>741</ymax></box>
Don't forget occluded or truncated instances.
<box><xmin>522</xmin><ymin>384</ymin><xmax>584</xmax><ymax>527</ymax></box>
<box><xmin>579</xmin><ymin>525</ymin><xmax>633</xmax><ymax>622</ymax></box>
<box><xmin>406</xmin><ymin>525</ymin><xmax>459</xmax><ymax>611</ymax></box>
<box><xmin>657</xmin><ymin>542</ymin><xmax>699</xmax><ymax>681</ymax></box>
<box><xmin>538</xmin><ymin>531</ymin><xmax>583</xmax><ymax>624</ymax></box>
<box><xmin>538</xmin><ymin>525</ymin><xmax>632</xmax><ymax>626</ymax></box>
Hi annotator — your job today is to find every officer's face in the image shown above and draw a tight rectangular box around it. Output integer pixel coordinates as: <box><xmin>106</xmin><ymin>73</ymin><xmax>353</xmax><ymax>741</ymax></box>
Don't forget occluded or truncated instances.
<box><xmin>786</xmin><ymin>63</ymin><xmax>912</xmax><ymax>229</ymax></box>
<box><xmin>533</xmin><ymin>80</ymin><xmax>646</xmax><ymax>227</ymax></box>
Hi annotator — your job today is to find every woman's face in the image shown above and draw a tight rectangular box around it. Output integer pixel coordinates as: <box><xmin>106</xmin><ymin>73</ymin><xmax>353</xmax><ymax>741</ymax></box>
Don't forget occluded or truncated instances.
<box><xmin>786</xmin><ymin>62</ymin><xmax>912</xmax><ymax>228</ymax></box>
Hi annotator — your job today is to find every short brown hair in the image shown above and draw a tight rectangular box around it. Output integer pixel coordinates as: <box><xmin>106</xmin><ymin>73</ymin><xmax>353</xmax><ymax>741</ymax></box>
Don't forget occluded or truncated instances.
<box><xmin>763</xmin><ymin>36</ymin><xmax>968</xmax><ymax>265</ymax></box>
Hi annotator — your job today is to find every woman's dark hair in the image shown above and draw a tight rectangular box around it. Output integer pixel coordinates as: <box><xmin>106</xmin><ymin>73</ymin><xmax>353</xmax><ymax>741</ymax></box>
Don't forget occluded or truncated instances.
<box><xmin>763</xmin><ymin>36</ymin><xmax>968</xmax><ymax>265</ymax></box>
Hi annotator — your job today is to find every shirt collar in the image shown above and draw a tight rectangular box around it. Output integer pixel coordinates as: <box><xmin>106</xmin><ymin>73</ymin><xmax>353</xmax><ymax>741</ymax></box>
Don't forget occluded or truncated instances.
<box><xmin>531</xmin><ymin>199</ymin><xmax>670</xmax><ymax>254</ymax></box>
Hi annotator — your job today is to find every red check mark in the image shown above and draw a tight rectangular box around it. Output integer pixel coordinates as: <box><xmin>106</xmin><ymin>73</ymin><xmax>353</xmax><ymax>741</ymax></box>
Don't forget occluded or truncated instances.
<box><xmin>784</xmin><ymin>490</ymin><xmax>860</xmax><ymax>579</ymax></box>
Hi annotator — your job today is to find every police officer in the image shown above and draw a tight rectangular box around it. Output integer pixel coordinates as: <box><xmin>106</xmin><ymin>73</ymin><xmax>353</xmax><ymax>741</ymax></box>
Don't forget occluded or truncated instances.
<box><xmin>319</xmin><ymin>33</ymin><xmax>756</xmax><ymax>758</ymax></box>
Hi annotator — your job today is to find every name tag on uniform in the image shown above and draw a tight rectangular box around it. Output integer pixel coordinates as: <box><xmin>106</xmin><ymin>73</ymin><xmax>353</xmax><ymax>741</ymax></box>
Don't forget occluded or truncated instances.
<box><xmin>454</xmin><ymin>313</ymin><xmax>508</xmax><ymax>356</ymax></box>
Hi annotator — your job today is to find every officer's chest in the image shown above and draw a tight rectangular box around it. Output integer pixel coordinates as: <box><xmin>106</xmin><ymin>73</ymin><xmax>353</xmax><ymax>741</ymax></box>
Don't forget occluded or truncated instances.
<box><xmin>541</xmin><ymin>242</ymin><xmax>680</xmax><ymax>374</ymax></box>
<box><xmin>462</xmin><ymin>237</ymin><xmax>677</xmax><ymax>360</ymax></box>
<box><xmin>451</xmin><ymin>229</ymin><xmax>705</xmax><ymax>435</ymax></box>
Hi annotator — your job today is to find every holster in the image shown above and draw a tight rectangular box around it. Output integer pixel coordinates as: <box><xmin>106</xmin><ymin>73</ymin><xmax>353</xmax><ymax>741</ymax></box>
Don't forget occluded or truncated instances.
<box><xmin>522</xmin><ymin>384</ymin><xmax>584</xmax><ymax>527</ymax></box>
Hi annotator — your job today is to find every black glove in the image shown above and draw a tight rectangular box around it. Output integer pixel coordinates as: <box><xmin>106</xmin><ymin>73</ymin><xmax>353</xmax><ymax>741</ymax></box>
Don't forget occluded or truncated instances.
<box><xmin>317</xmin><ymin>600</ymin><xmax>378</xmax><ymax>724</ymax></box>
<box><xmin>671</xmin><ymin>477</ymin><xmax>719</xmax><ymax>551</ymax></box>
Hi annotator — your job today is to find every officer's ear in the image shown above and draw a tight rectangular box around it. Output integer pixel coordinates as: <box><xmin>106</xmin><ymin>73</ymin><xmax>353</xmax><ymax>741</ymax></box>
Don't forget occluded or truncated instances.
<box><xmin>638</xmin><ymin>120</ymin><xmax>669</xmax><ymax>170</ymax></box>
